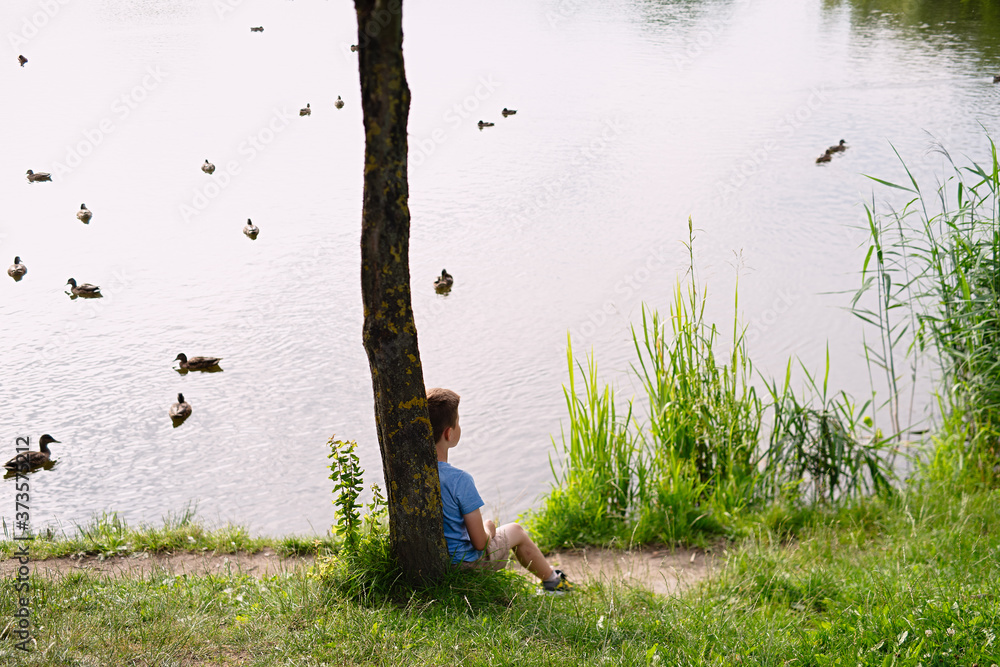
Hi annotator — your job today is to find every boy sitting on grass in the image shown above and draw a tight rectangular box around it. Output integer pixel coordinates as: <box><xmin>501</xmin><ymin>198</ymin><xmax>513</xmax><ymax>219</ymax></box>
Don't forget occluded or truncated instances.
<box><xmin>428</xmin><ymin>387</ymin><xmax>573</xmax><ymax>593</ymax></box>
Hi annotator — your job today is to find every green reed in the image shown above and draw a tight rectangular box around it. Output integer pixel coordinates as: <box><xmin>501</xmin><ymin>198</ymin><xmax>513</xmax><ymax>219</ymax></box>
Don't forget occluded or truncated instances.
<box><xmin>758</xmin><ymin>352</ymin><xmax>893</xmax><ymax>506</ymax></box>
<box><xmin>528</xmin><ymin>221</ymin><xmax>896</xmax><ymax>549</ymax></box>
<box><xmin>854</xmin><ymin>137</ymin><xmax>1000</xmax><ymax>487</ymax></box>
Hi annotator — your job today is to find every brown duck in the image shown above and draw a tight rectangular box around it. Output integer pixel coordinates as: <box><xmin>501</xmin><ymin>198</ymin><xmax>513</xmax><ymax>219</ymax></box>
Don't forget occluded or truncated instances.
<box><xmin>174</xmin><ymin>353</ymin><xmax>223</xmax><ymax>371</ymax></box>
<box><xmin>169</xmin><ymin>393</ymin><xmax>192</xmax><ymax>421</ymax></box>
<box><xmin>4</xmin><ymin>435</ymin><xmax>61</xmax><ymax>472</ymax></box>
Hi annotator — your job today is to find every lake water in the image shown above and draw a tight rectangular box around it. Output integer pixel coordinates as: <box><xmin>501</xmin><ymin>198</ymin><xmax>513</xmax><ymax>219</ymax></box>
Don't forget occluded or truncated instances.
<box><xmin>4</xmin><ymin>0</ymin><xmax>1000</xmax><ymax>536</ymax></box>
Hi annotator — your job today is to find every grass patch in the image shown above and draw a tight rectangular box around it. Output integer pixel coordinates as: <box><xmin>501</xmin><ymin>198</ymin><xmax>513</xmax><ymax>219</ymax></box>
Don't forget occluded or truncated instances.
<box><xmin>0</xmin><ymin>506</ymin><xmax>335</xmax><ymax>561</ymax></box>
<box><xmin>0</xmin><ymin>483</ymin><xmax>996</xmax><ymax>665</ymax></box>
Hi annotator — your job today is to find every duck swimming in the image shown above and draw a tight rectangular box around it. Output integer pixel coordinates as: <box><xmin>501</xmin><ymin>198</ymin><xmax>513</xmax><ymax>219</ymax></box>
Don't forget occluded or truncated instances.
<box><xmin>66</xmin><ymin>278</ymin><xmax>102</xmax><ymax>297</ymax></box>
<box><xmin>26</xmin><ymin>169</ymin><xmax>51</xmax><ymax>182</ymax></box>
<box><xmin>77</xmin><ymin>203</ymin><xmax>93</xmax><ymax>223</ymax></box>
<box><xmin>174</xmin><ymin>353</ymin><xmax>223</xmax><ymax>371</ymax></box>
<box><xmin>300</xmin><ymin>103</ymin><xmax>311</xmax><ymax>116</ymax></box>
<box><xmin>335</xmin><ymin>96</ymin><xmax>344</xmax><ymax>109</ymax></box>
<box><xmin>3</xmin><ymin>435</ymin><xmax>60</xmax><ymax>473</ymax></box>
<box><xmin>18</xmin><ymin>55</ymin><xmax>27</xmax><ymax>67</ymax></box>
<box><xmin>816</xmin><ymin>150</ymin><xmax>833</xmax><ymax>164</ymax></box>
<box><xmin>8</xmin><ymin>256</ymin><xmax>26</xmax><ymax>280</ymax></box>
<box><xmin>477</xmin><ymin>120</ymin><xmax>494</xmax><ymax>128</ymax></box>
<box><xmin>170</xmin><ymin>393</ymin><xmax>192</xmax><ymax>422</ymax></box>
<box><xmin>434</xmin><ymin>269</ymin><xmax>454</xmax><ymax>292</ymax></box>
<box><xmin>250</xmin><ymin>26</ymin><xmax>264</xmax><ymax>32</ymax></box>
<box><xmin>502</xmin><ymin>108</ymin><xmax>517</xmax><ymax>116</ymax></box>
<box><xmin>202</xmin><ymin>160</ymin><xmax>215</xmax><ymax>174</ymax></box>
<box><xmin>828</xmin><ymin>139</ymin><xmax>847</xmax><ymax>153</ymax></box>
<box><xmin>244</xmin><ymin>218</ymin><xmax>259</xmax><ymax>239</ymax></box>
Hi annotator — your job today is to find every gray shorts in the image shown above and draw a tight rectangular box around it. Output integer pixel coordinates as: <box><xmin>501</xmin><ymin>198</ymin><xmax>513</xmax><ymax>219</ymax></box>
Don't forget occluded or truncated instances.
<box><xmin>460</xmin><ymin>525</ymin><xmax>513</xmax><ymax>572</ymax></box>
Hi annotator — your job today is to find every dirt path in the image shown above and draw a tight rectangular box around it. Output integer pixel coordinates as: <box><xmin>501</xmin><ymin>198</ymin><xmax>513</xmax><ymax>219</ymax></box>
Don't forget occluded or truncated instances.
<box><xmin>0</xmin><ymin>547</ymin><xmax>716</xmax><ymax>595</ymax></box>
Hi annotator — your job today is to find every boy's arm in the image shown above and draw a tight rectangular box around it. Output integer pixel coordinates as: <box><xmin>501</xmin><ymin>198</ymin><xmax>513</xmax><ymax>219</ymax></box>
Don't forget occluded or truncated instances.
<box><xmin>462</xmin><ymin>508</ymin><xmax>496</xmax><ymax>552</ymax></box>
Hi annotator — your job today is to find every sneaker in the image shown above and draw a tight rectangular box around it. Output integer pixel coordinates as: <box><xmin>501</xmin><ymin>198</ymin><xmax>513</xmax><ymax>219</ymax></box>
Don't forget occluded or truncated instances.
<box><xmin>542</xmin><ymin>569</ymin><xmax>574</xmax><ymax>594</ymax></box>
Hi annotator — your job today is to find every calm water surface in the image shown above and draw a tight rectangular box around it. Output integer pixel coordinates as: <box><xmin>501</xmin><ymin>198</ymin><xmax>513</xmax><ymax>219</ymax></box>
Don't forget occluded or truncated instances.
<box><xmin>4</xmin><ymin>0</ymin><xmax>1000</xmax><ymax>535</ymax></box>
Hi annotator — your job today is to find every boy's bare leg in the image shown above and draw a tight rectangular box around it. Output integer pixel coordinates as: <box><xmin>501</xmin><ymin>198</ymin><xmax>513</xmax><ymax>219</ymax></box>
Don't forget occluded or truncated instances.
<box><xmin>495</xmin><ymin>523</ymin><xmax>554</xmax><ymax>581</ymax></box>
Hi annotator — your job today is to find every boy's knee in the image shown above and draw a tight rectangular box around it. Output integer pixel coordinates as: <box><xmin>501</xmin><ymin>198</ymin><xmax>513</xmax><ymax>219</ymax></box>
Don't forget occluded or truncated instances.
<box><xmin>502</xmin><ymin>523</ymin><xmax>529</xmax><ymax>545</ymax></box>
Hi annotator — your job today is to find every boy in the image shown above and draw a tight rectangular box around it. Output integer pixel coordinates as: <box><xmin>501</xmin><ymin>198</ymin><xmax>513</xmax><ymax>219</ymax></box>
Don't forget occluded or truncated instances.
<box><xmin>427</xmin><ymin>387</ymin><xmax>573</xmax><ymax>593</ymax></box>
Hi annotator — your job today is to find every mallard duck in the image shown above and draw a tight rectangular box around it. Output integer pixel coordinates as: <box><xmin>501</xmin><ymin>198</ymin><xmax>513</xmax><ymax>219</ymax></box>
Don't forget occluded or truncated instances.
<box><xmin>816</xmin><ymin>150</ymin><xmax>832</xmax><ymax>164</ymax></box>
<box><xmin>4</xmin><ymin>435</ymin><xmax>60</xmax><ymax>472</ymax></box>
<box><xmin>77</xmin><ymin>203</ymin><xmax>93</xmax><ymax>223</ymax></box>
<box><xmin>350</xmin><ymin>44</ymin><xmax>358</xmax><ymax>52</ymax></box>
<box><xmin>300</xmin><ymin>103</ymin><xmax>311</xmax><ymax>116</ymax></box>
<box><xmin>502</xmin><ymin>108</ymin><xmax>517</xmax><ymax>116</ymax></box>
<box><xmin>828</xmin><ymin>139</ymin><xmax>847</xmax><ymax>153</ymax></box>
<box><xmin>335</xmin><ymin>96</ymin><xmax>344</xmax><ymax>109</ymax></box>
<box><xmin>250</xmin><ymin>26</ymin><xmax>264</xmax><ymax>32</ymax></box>
<box><xmin>477</xmin><ymin>120</ymin><xmax>494</xmax><ymax>128</ymax></box>
<box><xmin>244</xmin><ymin>218</ymin><xmax>259</xmax><ymax>239</ymax></box>
<box><xmin>170</xmin><ymin>393</ymin><xmax>192</xmax><ymax>421</ymax></box>
<box><xmin>26</xmin><ymin>169</ymin><xmax>51</xmax><ymax>182</ymax></box>
<box><xmin>8</xmin><ymin>256</ymin><xmax>26</xmax><ymax>280</ymax></box>
<box><xmin>434</xmin><ymin>269</ymin><xmax>454</xmax><ymax>291</ymax></box>
<box><xmin>174</xmin><ymin>353</ymin><xmax>222</xmax><ymax>371</ymax></box>
<box><xmin>202</xmin><ymin>159</ymin><xmax>215</xmax><ymax>174</ymax></box>
<box><xmin>18</xmin><ymin>55</ymin><xmax>27</xmax><ymax>67</ymax></box>
<box><xmin>66</xmin><ymin>278</ymin><xmax>102</xmax><ymax>297</ymax></box>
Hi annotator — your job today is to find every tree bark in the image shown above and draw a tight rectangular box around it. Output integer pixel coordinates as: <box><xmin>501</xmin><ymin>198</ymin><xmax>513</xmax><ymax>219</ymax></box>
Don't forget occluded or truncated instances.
<box><xmin>354</xmin><ymin>0</ymin><xmax>448</xmax><ymax>582</ymax></box>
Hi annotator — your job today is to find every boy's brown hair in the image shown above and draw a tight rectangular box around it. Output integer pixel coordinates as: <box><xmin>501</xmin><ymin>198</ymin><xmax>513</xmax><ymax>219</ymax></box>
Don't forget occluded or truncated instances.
<box><xmin>426</xmin><ymin>388</ymin><xmax>460</xmax><ymax>443</ymax></box>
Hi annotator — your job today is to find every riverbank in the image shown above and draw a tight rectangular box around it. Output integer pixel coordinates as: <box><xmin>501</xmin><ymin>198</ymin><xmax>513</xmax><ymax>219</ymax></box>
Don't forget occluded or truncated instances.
<box><xmin>1</xmin><ymin>483</ymin><xmax>997</xmax><ymax>665</ymax></box>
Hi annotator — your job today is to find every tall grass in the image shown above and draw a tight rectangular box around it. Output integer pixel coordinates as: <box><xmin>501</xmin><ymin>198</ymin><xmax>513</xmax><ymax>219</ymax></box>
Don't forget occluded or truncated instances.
<box><xmin>527</xmin><ymin>222</ymin><xmax>894</xmax><ymax>549</ymax></box>
<box><xmin>854</xmin><ymin>138</ymin><xmax>1000</xmax><ymax>487</ymax></box>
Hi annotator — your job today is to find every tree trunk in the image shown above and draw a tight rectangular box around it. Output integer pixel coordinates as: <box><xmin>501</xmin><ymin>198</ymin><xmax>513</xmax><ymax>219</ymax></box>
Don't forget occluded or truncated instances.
<box><xmin>354</xmin><ymin>0</ymin><xmax>448</xmax><ymax>582</ymax></box>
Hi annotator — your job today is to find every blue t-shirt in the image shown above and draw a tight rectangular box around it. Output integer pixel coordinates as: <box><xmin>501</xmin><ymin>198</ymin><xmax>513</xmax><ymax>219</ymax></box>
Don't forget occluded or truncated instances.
<box><xmin>438</xmin><ymin>461</ymin><xmax>485</xmax><ymax>564</ymax></box>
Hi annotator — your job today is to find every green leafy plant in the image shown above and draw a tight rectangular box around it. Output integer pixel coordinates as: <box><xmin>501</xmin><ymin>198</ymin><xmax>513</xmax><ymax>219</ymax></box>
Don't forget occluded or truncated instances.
<box><xmin>328</xmin><ymin>436</ymin><xmax>364</xmax><ymax>551</ymax></box>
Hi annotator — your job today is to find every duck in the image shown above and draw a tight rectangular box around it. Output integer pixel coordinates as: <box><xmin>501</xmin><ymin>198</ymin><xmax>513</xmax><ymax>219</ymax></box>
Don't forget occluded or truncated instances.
<box><xmin>434</xmin><ymin>269</ymin><xmax>454</xmax><ymax>291</ymax></box>
<box><xmin>26</xmin><ymin>169</ymin><xmax>52</xmax><ymax>182</ymax></box>
<box><xmin>3</xmin><ymin>435</ymin><xmax>60</xmax><ymax>472</ymax></box>
<box><xmin>816</xmin><ymin>149</ymin><xmax>832</xmax><ymax>164</ymax></box>
<box><xmin>244</xmin><ymin>218</ymin><xmax>259</xmax><ymax>239</ymax></box>
<box><xmin>8</xmin><ymin>256</ymin><xmax>26</xmax><ymax>280</ymax></box>
<box><xmin>77</xmin><ymin>203</ymin><xmax>93</xmax><ymax>223</ymax></box>
<box><xmin>335</xmin><ymin>96</ymin><xmax>344</xmax><ymax>109</ymax></box>
<box><xmin>994</xmin><ymin>75</ymin><xmax>1000</xmax><ymax>83</ymax></box>
<box><xmin>502</xmin><ymin>108</ymin><xmax>517</xmax><ymax>116</ymax></box>
<box><xmin>18</xmin><ymin>55</ymin><xmax>27</xmax><ymax>67</ymax></box>
<box><xmin>174</xmin><ymin>352</ymin><xmax>223</xmax><ymax>371</ymax></box>
<box><xmin>300</xmin><ymin>103</ymin><xmax>311</xmax><ymax>116</ymax></box>
<box><xmin>170</xmin><ymin>393</ymin><xmax>192</xmax><ymax>421</ymax></box>
<box><xmin>828</xmin><ymin>139</ymin><xmax>847</xmax><ymax>153</ymax></box>
<box><xmin>250</xmin><ymin>26</ymin><xmax>264</xmax><ymax>32</ymax></box>
<box><xmin>66</xmin><ymin>278</ymin><xmax>102</xmax><ymax>298</ymax></box>
<box><xmin>350</xmin><ymin>44</ymin><xmax>358</xmax><ymax>52</ymax></box>
<box><xmin>202</xmin><ymin>159</ymin><xmax>215</xmax><ymax>174</ymax></box>
<box><xmin>477</xmin><ymin>120</ymin><xmax>494</xmax><ymax>128</ymax></box>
